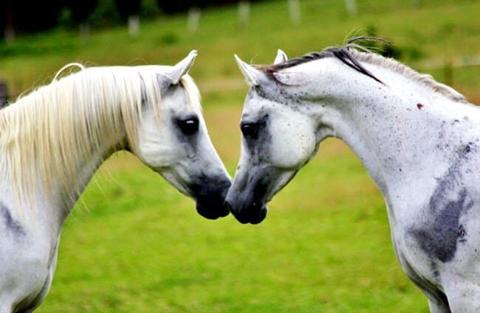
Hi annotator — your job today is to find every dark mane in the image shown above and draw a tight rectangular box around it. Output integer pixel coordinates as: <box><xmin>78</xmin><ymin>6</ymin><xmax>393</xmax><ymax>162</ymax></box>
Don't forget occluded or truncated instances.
<box><xmin>260</xmin><ymin>37</ymin><xmax>468</xmax><ymax>103</ymax></box>
<box><xmin>263</xmin><ymin>41</ymin><xmax>384</xmax><ymax>85</ymax></box>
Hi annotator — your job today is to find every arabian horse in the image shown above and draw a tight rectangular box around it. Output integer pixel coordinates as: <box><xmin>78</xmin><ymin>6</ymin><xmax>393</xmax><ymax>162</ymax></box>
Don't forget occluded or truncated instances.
<box><xmin>0</xmin><ymin>51</ymin><xmax>231</xmax><ymax>312</ymax></box>
<box><xmin>227</xmin><ymin>44</ymin><xmax>480</xmax><ymax>312</ymax></box>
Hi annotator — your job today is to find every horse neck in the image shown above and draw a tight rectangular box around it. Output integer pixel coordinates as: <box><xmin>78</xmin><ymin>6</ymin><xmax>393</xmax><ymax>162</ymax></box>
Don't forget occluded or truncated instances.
<box><xmin>0</xmin><ymin>85</ymin><xmax>127</xmax><ymax>231</ymax></box>
<box><xmin>318</xmin><ymin>65</ymin><xmax>476</xmax><ymax>201</ymax></box>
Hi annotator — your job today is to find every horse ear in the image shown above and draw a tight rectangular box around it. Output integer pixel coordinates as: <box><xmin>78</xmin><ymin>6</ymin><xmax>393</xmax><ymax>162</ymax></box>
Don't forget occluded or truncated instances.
<box><xmin>166</xmin><ymin>50</ymin><xmax>198</xmax><ymax>85</ymax></box>
<box><xmin>234</xmin><ymin>54</ymin><xmax>265</xmax><ymax>86</ymax></box>
<box><xmin>273</xmin><ymin>49</ymin><xmax>288</xmax><ymax>64</ymax></box>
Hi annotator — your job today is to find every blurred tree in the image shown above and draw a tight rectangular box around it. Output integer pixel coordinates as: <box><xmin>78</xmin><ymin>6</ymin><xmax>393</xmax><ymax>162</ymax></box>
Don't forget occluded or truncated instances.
<box><xmin>0</xmin><ymin>0</ymin><xmax>63</xmax><ymax>40</ymax></box>
<box><xmin>0</xmin><ymin>0</ymin><xmax>15</xmax><ymax>42</ymax></box>
<box><xmin>114</xmin><ymin>0</ymin><xmax>142</xmax><ymax>20</ymax></box>
<box><xmin>156</xmin><ymin>0</ymin><xmax>261</xmax><ymax>14</ymax></box>
<box><xmin>0</xmin><ymin>0</ymin><xmax>262</xmax><ymax>39</ymax></box>
<box><xmin>141</xmin><ymin>0</ymin><xmax>161</xmax><ymax>18</ymax></box>
<box><xmin>63</xmin><ymin>0</ymin><xmax>99</xmax><ymax>38</ymax></box>
<box><xmin>114</xmin><ymin>0</ymin><xmax>142</xmax><ymax>37</ymax></box>
<box><xmin>64</xmin><ymin>0</ymin><xmax>99</xmax><ymax>25</ymax></box>
<box><xmin>87</xmin><ymin>0</ymin><xmax>122</xmax><ymax>28</ymax></box>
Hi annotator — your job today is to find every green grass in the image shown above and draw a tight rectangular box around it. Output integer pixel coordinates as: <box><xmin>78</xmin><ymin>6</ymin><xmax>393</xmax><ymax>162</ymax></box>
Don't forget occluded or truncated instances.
<box><xmin>0</xmin><ymin>0</ymin><xmax>479</xmax><ymax>312</ymax></box>
<box><xmin>42</xmin><ymin>143</ymin><xmax>423</xmax><ymax>313</ymax></box>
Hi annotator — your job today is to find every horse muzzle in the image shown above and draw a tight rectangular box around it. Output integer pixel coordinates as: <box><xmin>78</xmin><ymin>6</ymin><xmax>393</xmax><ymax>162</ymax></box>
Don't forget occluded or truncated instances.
<box><xmin>192</xmin><ymin>176</ymin><xmax>231</xmax><ymax>220</ymax></box>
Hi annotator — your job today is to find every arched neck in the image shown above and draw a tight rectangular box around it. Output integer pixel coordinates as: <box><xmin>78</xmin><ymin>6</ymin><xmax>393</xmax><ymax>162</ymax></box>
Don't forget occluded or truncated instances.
<box><xmin>0</xmin><ymin>98</ymin><xmax>127</xmax><ymax>235</ymax></box>
<box><xmin>320</xmin><ymin>79</ymin><xmax>475</xmax><ymax>202</ymax></box>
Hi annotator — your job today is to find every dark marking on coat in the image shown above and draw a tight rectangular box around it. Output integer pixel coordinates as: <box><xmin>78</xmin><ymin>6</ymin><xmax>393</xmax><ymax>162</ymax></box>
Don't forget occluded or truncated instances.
<box><xmin>252</xmin><ymin>80</ymin><xmax>305</xmax><ymax>108</ymax></box>
<box><xmin>411</xmin><ymin>189</ymin><xmax>472</xmax><ymax>262</ymax></box>
<box><xmin>1</xmin><ymin>202</ymin><xmax>25</xmax><ymax>236</ymax></box>
<box><xmin>417</xmin><ymin>103</ymin><xmax>424</xmax><ymax>110</ymax></box>
<box><xmin>410</xmin><ymin>144</ymin><xmax>475</xmax><ymax>263</ymax></box>
<box><xmin>430</xmin><ymin>261</ymin><xmax>440</xmax><ymax>279</ymax></box>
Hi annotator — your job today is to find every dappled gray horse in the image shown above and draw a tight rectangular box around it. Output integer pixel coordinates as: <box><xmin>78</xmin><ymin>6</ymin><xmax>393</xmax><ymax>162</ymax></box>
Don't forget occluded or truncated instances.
<box><xmin>226</xmin><ymin>44</ymin><xmax>480</xmax><ymax>312</ymax></box>
<box><xmin>0</xmin><ymin>51</ymin><xmax>231</xmax><ymax>312</ymax></box>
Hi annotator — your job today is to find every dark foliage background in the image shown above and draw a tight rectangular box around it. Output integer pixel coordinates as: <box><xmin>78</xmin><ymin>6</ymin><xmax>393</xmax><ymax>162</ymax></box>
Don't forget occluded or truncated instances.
<box><xmin>0</xmin><ymin>0</ymin><xmax>265</xmax><ymax>39</ymax></box>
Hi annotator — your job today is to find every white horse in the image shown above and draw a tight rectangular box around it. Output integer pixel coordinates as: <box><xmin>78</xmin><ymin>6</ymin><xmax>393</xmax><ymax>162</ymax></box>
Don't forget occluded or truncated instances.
<box><xmin>0</xmin><ymin>51</ymin><xmax>231</xmax><ymax>312</ymax></box>
<box><xmin>226</xmin><ymin>44</ymin><xmax>480</xmax><ymax>312</ymax></box>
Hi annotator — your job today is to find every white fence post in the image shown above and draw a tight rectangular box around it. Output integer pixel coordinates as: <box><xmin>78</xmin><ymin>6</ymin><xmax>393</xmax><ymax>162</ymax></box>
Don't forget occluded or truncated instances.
<box><xmin>4</xmin><ymin>26</ymin><xmax>15</xmax><ymax>43</ymax></box>
<box><xmin>238</xmin><ymin>1</ymin><xmax>251</xmax><ymax>28</ymax></box>
<box><xmin>79</xmin><ymin>22</ymin><xmax>90</xmax><ymax>40</ymax></box>
<box><xmin>288</xmin><ymin>0</ymin><xmax>301</xmax><ymax>24</ymax></box>
<box><xmin>128</xmin><ymin>15</ymin><xmax>140</xmax><ymax>37</ymax></box>
<box><xmin>187</xmin><ymin>8</ymin><xmax>201</xmax><ymax>33</ymax></box>
<box><xmin>344</xmin><ymin>0</ymin><xmax>357</xmax><ymax>16</ymax></box>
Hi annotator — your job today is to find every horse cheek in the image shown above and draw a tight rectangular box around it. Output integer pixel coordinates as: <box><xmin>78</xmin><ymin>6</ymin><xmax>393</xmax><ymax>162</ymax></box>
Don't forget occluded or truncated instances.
<box><xmin>269</xmin><ymin>118</ymin><xmax>316</xmax><ymax>169</ymax></box>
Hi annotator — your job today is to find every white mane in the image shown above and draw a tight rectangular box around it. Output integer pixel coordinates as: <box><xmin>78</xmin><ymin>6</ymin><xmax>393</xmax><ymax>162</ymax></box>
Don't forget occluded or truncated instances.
<box><xmin>0</xmin><ymin>64</ymin><xmax>200</xmax><ymax>207</ymax></box>
<box><xmin>349</xmin><ymin>49</ymin><xmax>468</xmax><ymax>103</ymax></box>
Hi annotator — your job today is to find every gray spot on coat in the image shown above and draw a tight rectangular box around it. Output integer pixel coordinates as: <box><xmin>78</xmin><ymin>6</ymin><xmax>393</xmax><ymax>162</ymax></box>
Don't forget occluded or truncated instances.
<box><xmin>0</xmin><ymin>202</ymin><xmax>25</xmax><ymax>236</ymax></box>
<box><xmin>411</xmin><ymin>189</ymin><xmax>472</xmax><ymax>262</ymax></box>
<box><xmin>410</xmin><ymin>144</ymin><xmax>475</xmax><ymax>263</ymax></box>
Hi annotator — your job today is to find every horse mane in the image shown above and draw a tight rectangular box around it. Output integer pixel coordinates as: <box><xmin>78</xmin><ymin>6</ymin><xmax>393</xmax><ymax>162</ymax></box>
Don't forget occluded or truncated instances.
<box><xmin>0</xmin><ymin>64</ymin><xmax>200</xmax><ymax>208</ymax></box>
<box><xmin>264</xmin><ymin>41</ymin><xmax>467</xmax><ymax>103</ymax></box>
<box><xmin>349</xmin><ymin>49</ymin><xmax>467</xmax><ymax>103</ymax></box>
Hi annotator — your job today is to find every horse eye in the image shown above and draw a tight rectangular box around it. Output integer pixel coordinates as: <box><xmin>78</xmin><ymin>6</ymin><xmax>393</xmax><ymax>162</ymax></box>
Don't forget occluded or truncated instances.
<box><xmin>177</xmin><ymin>116</ymin><xmax>199</xmax><ymax>135</ymax></box>
<box><xmin>240</xmin><ymin>121</ymin><xmax>259</xmax><ymax>139</ymax></box>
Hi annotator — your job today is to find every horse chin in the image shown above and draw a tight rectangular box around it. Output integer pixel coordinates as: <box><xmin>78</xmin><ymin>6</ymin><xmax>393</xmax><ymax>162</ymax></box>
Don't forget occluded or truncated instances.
<box><xmin>225</xmin><ymin>200</ymin><xmax>268</xmax><ymax>224</ymax></box>
<box><xmin>189</xmin><ymin>175</ymin><xmax>231</xmax><ymax>220</ymax></box>
<box><xmin>244</xmin><ymin>206</ymin><xmax>267</xmax><ymax>224</ymax></box>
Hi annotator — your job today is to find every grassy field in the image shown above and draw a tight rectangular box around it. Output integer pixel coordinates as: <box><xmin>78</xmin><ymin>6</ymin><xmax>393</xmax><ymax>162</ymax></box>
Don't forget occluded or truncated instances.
<box><xmin>1</xmin><ymin>0</ymin><xmax>480</xmax><ymax>312</ymax></box>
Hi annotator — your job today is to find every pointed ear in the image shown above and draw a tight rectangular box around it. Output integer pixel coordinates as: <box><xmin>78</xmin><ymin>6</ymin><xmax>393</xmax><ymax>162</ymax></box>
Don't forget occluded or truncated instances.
<box><xmin>273</xmin><ymin>49</ymin><xmax>288</xmax><ymax>64</ymax></box>
<box><xmin>234</xmin><ymin>54</ymin><xmax>266</xmax><ymax>86</ymax></box>
<box><xmin>166</xmin><ymin>50</ymin><xmax>198</xmax><ymax>85</ymax></box>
